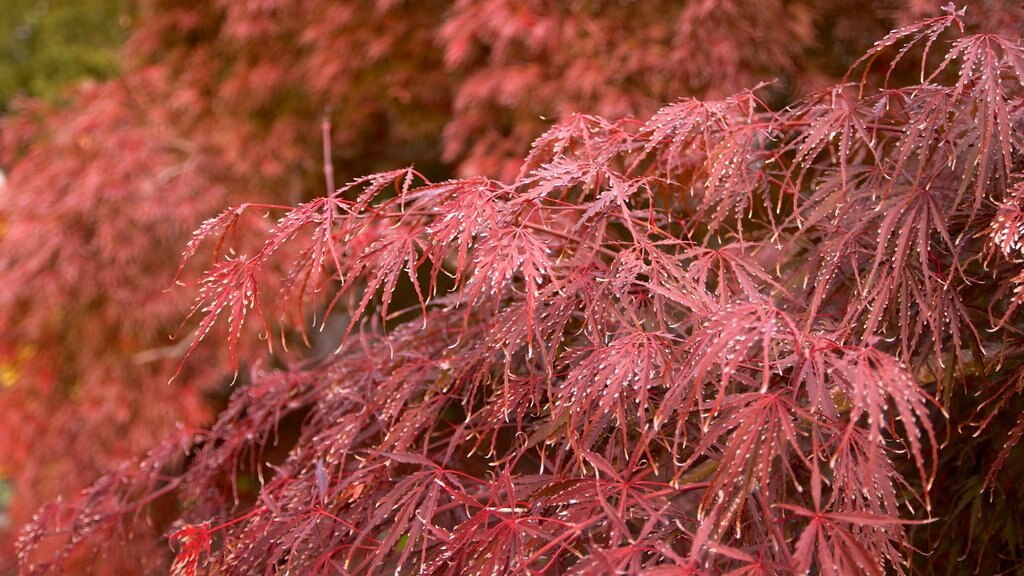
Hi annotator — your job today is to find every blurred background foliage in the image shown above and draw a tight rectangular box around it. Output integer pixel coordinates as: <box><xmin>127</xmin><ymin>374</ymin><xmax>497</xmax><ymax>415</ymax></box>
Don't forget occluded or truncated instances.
<box><xmin>0</xmin><ymin>0</ymin><xmax>128</xmax><ymax>568</ymax></box>
<box><xmin>0</xmin><ymin>0</ymin><xmax>130</xmax><ymax>111</ymax></box>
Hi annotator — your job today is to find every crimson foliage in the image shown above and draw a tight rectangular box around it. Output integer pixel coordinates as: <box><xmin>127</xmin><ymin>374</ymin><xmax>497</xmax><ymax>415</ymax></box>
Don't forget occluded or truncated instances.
<box><xmin>0</xmin><ymin>1</ymin><xmax>924</xmax><ymax>567</ymax></box>
<box><xmin>6</xmin><ymin>1</ymin><xmax>1024</xmax><ymax>573</ymax></box>
<box><xmin>6</xmin><ymin>2</ymin><xmax>1024</xmax><ymax>575</ymax></box>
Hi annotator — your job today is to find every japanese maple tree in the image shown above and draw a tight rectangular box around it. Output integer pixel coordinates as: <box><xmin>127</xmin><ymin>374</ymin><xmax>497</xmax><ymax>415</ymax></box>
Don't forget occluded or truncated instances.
<box><xmin>0</xmin><ymin>1</ymin><xmax>929</xmax><ymax>568</ymax></box>
<box><xmin>5</xmin><ymin>1</ymin><xmax>1024</xmax><ymax>575</ymax></box>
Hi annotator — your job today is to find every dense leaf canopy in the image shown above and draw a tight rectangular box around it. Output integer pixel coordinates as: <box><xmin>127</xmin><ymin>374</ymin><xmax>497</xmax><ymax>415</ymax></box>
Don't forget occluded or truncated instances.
<box><xmin>2</xmin><ymin>1</ymin><xmax>1024</xmax><ymax>574</ymax></box>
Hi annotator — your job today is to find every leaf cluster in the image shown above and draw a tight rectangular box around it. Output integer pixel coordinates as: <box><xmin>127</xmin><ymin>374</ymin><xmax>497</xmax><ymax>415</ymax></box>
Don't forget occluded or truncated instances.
<box><xmin>18</xmin><ymin>7</ymin><xmax>1024</xmax><ymax>574</ymax></box>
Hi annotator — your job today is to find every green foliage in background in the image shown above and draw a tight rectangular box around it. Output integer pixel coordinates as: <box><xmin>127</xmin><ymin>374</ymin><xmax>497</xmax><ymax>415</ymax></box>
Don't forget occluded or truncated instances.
<box><xmin>0</xmin><ymin>0</ymin><xmax>129</xmax><ymax>111</ymax></box>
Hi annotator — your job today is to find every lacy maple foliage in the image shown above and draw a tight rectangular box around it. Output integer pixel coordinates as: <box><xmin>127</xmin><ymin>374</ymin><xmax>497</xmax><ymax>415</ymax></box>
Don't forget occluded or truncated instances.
<box><xmin>1</xmin><ymin>1</ymin><xmax>942</xmax><ymax>568</ymax></box>
<box><xmin>9</xmin><ymin>4</ymin><xmax>1024</xmax><ymax>575</ymax></box>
